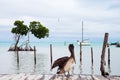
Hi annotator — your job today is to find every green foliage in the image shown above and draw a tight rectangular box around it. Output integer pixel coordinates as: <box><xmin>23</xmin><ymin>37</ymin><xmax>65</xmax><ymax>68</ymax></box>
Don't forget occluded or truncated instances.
<box><xmin>11</xmin><ymin>20</ymin><xmax>49</xmax><ymax>39</ymax></box>
<box><xmin>11</xmin><ymin>20</ymin><xmax>29</xmax><ymax>36</ymax></box>
<box><xmin>29</xmin><ymin>21</ymin><xmax>49</xmax><ymax>39</ymax></box>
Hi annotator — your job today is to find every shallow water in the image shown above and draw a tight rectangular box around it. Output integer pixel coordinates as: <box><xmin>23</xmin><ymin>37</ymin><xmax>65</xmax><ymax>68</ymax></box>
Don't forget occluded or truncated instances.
<box><xmin>0</xmin><ymin>42</ymin><xmax>120</xmax><ymax>75</ymax></box>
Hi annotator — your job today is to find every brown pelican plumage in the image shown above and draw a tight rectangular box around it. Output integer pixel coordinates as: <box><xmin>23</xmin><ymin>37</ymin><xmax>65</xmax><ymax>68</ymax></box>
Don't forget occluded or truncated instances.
<box><xmin>51</xmin><ymin>44</ymin><xmax>76</xmax><ymax>76</ymax></box>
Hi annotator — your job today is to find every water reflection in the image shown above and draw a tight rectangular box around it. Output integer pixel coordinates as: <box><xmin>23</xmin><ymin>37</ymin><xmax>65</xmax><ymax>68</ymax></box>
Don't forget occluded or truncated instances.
<box><xmin>16</xmin><ymin>63</ymin><xmax>19</xmax><ymax>74</ymax></box>
<box><xmin>108</xmin><ymin>65</ymin><xmax>111</xmax><ymax>74</ymax></box>
<box><xmin>91</xmin><ymin>66</ymin><xmax>94</xmax><ymax>75</ymax></box>
<box><xmin>34</xmin><ymin>65</ymin><xmax>36</xmax><ymax>72</ymax></box>
<box><xmin>79</xmin><ymin>64</ymin><xmax>82</xmax><ymax>74</ymax></box>
<box><xmin>79</xmin><ymin>64</ymin><xmax>95</xmax><ymax>75</ymax></box>
<box><xmin>13</xmin><ymin>52</ymin><xmax>50</xmax><ymax>74</ymax></box>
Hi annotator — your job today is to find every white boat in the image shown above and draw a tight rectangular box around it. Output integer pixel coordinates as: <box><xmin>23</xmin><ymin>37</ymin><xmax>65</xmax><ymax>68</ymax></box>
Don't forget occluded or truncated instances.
<box><xmin>77</xmin><ymin>40</ymin><xmax>91</xmax><ymax>46</ymax></box>
<box><xmin>81</xmin><ymin>40</ymin><xmax>91</xmax><ymax>46</ymax></box>
<box><xmin>77</xmin><ymin>21</ymin><xmax>91</xmax><ymax>46</ymax></box>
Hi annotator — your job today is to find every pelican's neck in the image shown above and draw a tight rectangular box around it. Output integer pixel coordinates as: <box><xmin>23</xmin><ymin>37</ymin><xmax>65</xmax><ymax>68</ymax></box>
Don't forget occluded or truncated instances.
<box><xmin>69</xmin><ymin>48</ymin><xmax>75</xmax><ymax>60</ymax></box>
<box><xmin>70</xmin><ymin>49</ymin><xmax>74</xmax><ymax>57</ymax></box>
<box><xmin>69</xmin><ymin>44</ymin><xmax>76</xmax><ymax>63</ymax></box>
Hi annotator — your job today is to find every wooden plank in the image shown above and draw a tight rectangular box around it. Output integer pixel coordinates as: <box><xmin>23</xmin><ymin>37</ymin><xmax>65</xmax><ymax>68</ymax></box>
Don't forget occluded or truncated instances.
<box><xmin>94</xmin><ymin>75</ymin><xmax>108</xmax><ymax>80</ymax></box>
<box><xmin>108</xmin><ymin>76</ymin><xmax>120</xmax><ymax>80</ymax></box>
<box><xmin>92</xmin><ymin>75</ymin><xmax>100</xmax><ymax>80</ymax></box>
<box><xmin>80</xmin><ymin>75</ymin><xmax>92</xmax><ymax>80</ymax></box>
<box><xmin>19</xmin><ymin>73</ymin><xmax>30</xmax><ymax>80</ymax></box>
<box><xmin>68</xmin><ymin>75</ymin><xmax>80</xmax><ymax>80</ymax></box>
<box><xmin>7</xmin><ymin>74</ymin><xmax>17</xmax><ymax>80</ymax></box>
<box><xmin>33</xmin><ymin>74</ymin><xmax>43</xmax><ymax>80</ymax></box>
<box><xmin>44</xmin><ymin>75</ymin><xmax>53</xmax><ymax>80</ymax></box>
<box><xmin>50</xmin><ymin>74</ymin><xmax>64</xmax><ymax>80</ymax></box>
<box><xmin>26</xmin><ymin>74</ymin><xmax>36</xmax><ymax>80</ymax></box>
<box><xmin>11</xmin><ymin>73</ymin><xmax>26</xmax><ymax>80</ymax></box>
<box><xmin>0</xmin><ymin>75</ymin><xmax>11</xmax><ymax>80</ymax></box>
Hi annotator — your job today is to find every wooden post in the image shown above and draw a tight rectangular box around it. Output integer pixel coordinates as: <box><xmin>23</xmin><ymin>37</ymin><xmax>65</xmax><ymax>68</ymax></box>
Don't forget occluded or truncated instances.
<box><xmin>50</xmin><ymin>44</ymin><xmax>53</xmax><ymax>68</ymax></box>
<box><xmin>34</xmin><ymin>46</ymin><xmax>36</xmax><ymax>65</ymax></box>
<box><xmin>80</xmin><ymin>42</ymin><xmax>82</xmax><ymax>65</ymax></box>
<box><xmin>100</xmin><ymin>33</ymin><xmax>109</xmax><ymax>77</ymax></box>
<box><xmin>91</xmin><ymin>47</ymin><xmax>93</xmax><ymax>67</ymax></box>
<box><xmin>16</xmin><ymin>48</ymin><xmax>19</xmax><ymax>64</ymax></box>
<box><xmin>108</xmin><ymin>47</ymin><xmax>110</xmax><ymax>67</ymax></box>
<box><xmin>108</xmin><ymin>47</ymin><xmax>111</xmax><ymax>74</ymax></box>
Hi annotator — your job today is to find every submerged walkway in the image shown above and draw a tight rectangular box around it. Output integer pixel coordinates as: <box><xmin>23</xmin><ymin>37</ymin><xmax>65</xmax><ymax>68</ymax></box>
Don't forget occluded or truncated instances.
<box><xmin>0</xmin><ymin>73</ymin><xmax>120</xmax><ymax>80</ymax></box>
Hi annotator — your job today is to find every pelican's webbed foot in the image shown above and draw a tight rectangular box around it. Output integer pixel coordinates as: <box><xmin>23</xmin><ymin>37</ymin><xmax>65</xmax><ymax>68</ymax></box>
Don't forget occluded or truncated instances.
<box><xmin>64</xmin><ymin>72</ymin><xmax>71</xmax><ymax>78</ymax></box>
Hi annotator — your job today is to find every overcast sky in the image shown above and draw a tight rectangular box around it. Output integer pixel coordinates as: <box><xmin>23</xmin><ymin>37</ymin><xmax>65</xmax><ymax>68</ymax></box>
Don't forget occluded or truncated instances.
<box><xmin>0</xmin><ymin>0</ymin><xmax>120</xmax><ymax>42</ymax></box>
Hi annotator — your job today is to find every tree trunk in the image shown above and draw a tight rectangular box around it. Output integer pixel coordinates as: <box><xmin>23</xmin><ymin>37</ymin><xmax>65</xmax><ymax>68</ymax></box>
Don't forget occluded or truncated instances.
<box><xmin>14</xmin><ymin>35</ymin><xmax>20</xmax><ymax>51</ymax></box>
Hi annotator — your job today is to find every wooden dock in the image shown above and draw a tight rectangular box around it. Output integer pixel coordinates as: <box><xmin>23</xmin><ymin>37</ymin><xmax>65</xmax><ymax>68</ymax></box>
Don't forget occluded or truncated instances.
<box><xmin>0</xmin><ymin>73</ymin><xmax>120</xmax><ymax>80</ymax></box>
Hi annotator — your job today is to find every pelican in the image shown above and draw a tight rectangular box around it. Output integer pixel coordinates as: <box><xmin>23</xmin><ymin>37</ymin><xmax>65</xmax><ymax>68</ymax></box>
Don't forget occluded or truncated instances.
<box><xmin>51</xmin><ymin>44</ymin><xmax>76</xmax><ymax>76</ymax></box>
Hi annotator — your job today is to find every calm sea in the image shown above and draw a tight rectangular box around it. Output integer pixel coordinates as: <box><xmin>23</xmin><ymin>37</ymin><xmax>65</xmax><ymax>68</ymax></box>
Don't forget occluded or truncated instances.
<box><xmin>0</xmin><ymin>41</ymin><xmax>120</xmax><ymax>75</ymax></box>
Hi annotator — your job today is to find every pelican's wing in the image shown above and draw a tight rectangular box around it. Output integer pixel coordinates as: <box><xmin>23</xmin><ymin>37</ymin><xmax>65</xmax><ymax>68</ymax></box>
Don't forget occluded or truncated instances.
<box><xmin>51</xmin><ymin>56</ymin><xmax>69</xmax><ymax>69</ymax></box>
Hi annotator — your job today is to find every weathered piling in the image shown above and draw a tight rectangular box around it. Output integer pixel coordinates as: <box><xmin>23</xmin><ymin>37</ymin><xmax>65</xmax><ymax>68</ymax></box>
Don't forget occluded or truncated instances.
<box><xmin>80</xmin><ymin>42</ymin><xmax>82</xmax><ymax>65</ymax></box>
<box><xmin>34</xmin><ymin>46</ymin><xmax>36</xmax><ymax>65</ymax></box>
<box><xmin>108</xmin><ymin>47</ymin><xmax>111</xmax><ymax>73</ymax></box>
<box><xmin>91</xmin><ymin>47</ymin><xmax>93</xmax><ymax>67</ymax></box>
<box><xmin>50</xmin><ymin>44</ymin><xmax>53</xmax><ymax>67</ymax></box>
<box><xmin>108</xmin><ymin>47</ymin><xmax>110</xmax><ymax>67</ymax></box>
<box><xmin>100</xmin><ymin>33</ymin><xmax>109</xmax><ymax>77</ymax></box>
